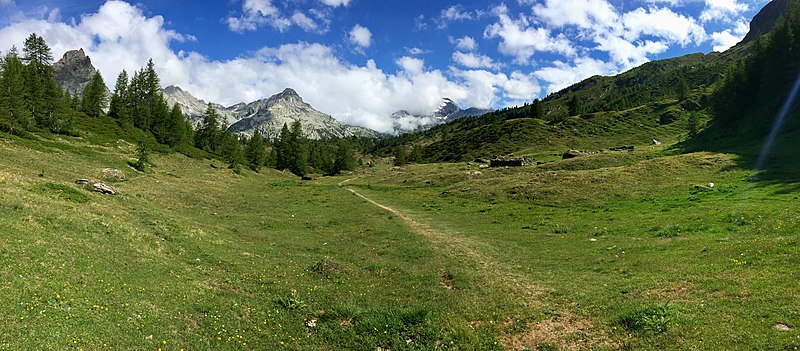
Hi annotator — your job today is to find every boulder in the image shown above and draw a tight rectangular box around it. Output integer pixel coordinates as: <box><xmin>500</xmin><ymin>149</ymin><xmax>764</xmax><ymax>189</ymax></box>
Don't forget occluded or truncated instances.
<box><xmin>562</xmin><ymin>150</ymin><xmax>590</xmax><ymax>159</ymax></box>
<box><xmin>652</xmin><ymin>139</ymin><xmax>662</xmax><ymax>145</ymax></box>
<box><xmin>90</xmin><ymin>181</ymin><xmax>117</xmax><ymax>195</ymax></box>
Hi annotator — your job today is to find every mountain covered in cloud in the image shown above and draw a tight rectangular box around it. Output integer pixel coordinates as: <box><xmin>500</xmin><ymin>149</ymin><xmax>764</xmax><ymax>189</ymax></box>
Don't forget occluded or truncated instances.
<box><xmin>164</xmin><ymin>86</ymin><xmax>382</xmax><ymax>140</ymax></box>
<box><xmin>391</xmin><ymin>98</ymin><xmax>492</xmax><ymax>134</ymax></box>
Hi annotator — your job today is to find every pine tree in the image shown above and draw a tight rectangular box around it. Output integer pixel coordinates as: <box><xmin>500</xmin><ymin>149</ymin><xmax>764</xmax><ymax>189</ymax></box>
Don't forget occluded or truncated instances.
<box><xmin>676</xmin><ymin>76</ymin><xmax>690</xmax><ymax>99</ymax></box>
<box><xmin>109</xmin><ymin>70</ymin><xmax>129</xmax><ymax>121</ymax></box>
<box><xmin>568</xmin><ymin>94</ymin><xmax>582</xmax><ymax>116</ymax></box>
<box><xmin>275</xmin><ymin>123</ymin><xmax>291</xmax><ymax>170</ymax></box>
<box><xmin>21</xmin><ymin>34</ymin><xmax>63</xmax><ymax>132</ymax></box>
<box><xmin>287</xmin><ymin>120</ymin><xmax>308</xmax><ymax>176</ymax></box>
<box><xmin>219</xmin><ymin>132</ymin><xmax>243</xmax><ymax>170</ymax></box>
<box><xmin>245</xmin><ymin>129</ymin><xmax>266</xmax><ymax>172</ymax></box>
<box><xmin>333</xmin><ymin>139</ymin><xmax>356</xmax><ymax>174</ymax></box>
<box><xmin>532</xmin><ymin>98</ymin><xmax>544</xmax><ymax>119</ymax></box>
<box><xmin>81</xmin><ymin>72</ymin><xmax>108</xmax><ymax>117</ymax></box>
<box><xmin>393</xmin><ymin>146</ymin><xmax>407</xmax><ymax>166</ymax></box>
<box><xmin>195</xmin><ymin>103</ymin><xmax>220</xmax><ymax>152</ymax></box>
<box><xmin>0</xmin><ymin>48</ymin><xmax>32</xmax><ymax>133</ymax></box>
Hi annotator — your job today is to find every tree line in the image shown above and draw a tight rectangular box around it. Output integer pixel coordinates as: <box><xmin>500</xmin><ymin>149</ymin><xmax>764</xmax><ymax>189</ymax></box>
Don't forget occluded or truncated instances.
<box><xmin>0</xmin><ymin>32</ymin><xmax>362</xmax><ymax>177</ymax></box>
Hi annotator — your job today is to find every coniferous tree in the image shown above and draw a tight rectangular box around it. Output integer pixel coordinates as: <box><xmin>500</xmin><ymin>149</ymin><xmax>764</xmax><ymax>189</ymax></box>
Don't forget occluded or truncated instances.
<box><xmin>333</xmin><ymin>139</ymin><xmax>356</xmax><ymax>174</ymax></box>
<box><xmin>287</xmin><ymin>120</ymin><xmax>308</xmax><ymax>176</ymax></box>
<box><xmin>275</xmin><ymin>123</ymin><xmax>291</xmax><ymax>170</ymax></box>
<box><xmin>109</xmin><ymin>70</ymin><xmax>129</xmax><ymax>121</ymax></box>
<box><xmin>22</xmin><ymin>33</ymin><xmax>62</xmax><ymax>131</ymax></box>
<box><xmin>532</xmin><ymin>98</ymin><xmax>545</xmax><ymax>119</ymax></box>
<box><xmin>0</xmin><ymin>48</ymin><xmax>32</xmax><ymax>133</ymax></box>
<box><xmin>219</xmin><ymin>132</ymin><xmax>244</xmax><ymax>170</ymax></box>
<box><xmin>393</xmin><ymin>146</ymin><xmax>407</xmax><ymax>166</ymax></box>
<box><xmin>81</xmin><ymin>72</ymin><xmax>108</xmax><ymax>117</ymax></box>
<box><xmin>245</xmin><ymin>129</ymin><xmax>266</xmax><ymax>172</ymax></box>
<box><xmin>195</xmin><ymin>103</ymin><xmax>220</xmax><ymax>152</ymax></box>
<box><xmin>568</xmin><ymin>94</ymin><xmax>582</xmax><ymax>116</ymax></box>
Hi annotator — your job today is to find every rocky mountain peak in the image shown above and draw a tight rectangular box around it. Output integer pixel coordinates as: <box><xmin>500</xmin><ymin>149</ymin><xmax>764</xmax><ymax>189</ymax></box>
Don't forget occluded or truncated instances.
<box><xmin>53</xmin><ymin>48</ymin><xmax>99</xmax><ymax>96</ymax></box>
<box><xmin>738</xmin><ymin>0</ymin><xmax>791</xmax><ymax>46</ymax></box>
<box><xmin>434</xmin><ymin>98</ymin><xmax>461</xmax><ymax>119</ymax></box>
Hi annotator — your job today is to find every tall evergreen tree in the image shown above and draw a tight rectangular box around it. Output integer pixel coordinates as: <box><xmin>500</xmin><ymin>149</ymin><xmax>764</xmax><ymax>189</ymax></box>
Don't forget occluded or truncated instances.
<box><xmin>21</xmin><ymin>33</ymin><xmax>63</xmax><ymax>132</ymax></box>
<box><xmin>287</xmin><ymin>120</ymin><xmax>308</xmax><ymax>176</ymax></box>
<box><xmin>568</xmin><ymin>94</ymin><xmax>582</xmax><ymax>116</ymax></box>
<box><xmin>219</xmin><ymin>132</ymin><xmax>244</xmax><ymax>170</ymax></box>
<box><xmin>275</xmin><ymin>123</ymin><xmax>291</xmax><ymax>170</ymax></box>
<box><xmin>0</xmin><ymin>48</ymin><xmax>32</xmax><ymax>133</ymax></box>
<box><xmin>195</xmin><ymin>103</ymin><xmax>221</xmax><ymax>152</ymax></box>
<box><xmin>81</xmin><ymin>72</ymin><xmax>108</xmax><ymax>117</ymax></box>
<box><xmin>109</xmin><ymin>70</ymin><xmax>129</xmax><ymax>121</ymax></box>
<box><xmin>245</xmin><ymin>129</ymin><xmax>266</xmax><ymax>172</ymax></box>
<box><xmin>333</xmin><ymin>139</ymin><xmax>356</xmax><ymax>174</ymax></box>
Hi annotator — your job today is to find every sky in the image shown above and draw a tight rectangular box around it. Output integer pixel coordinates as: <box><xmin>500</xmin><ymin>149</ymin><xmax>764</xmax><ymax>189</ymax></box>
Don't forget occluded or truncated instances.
<box><xmin>0</xmin><ymin>0</ymin><xmax>769</xmax><ymax>133</ymax></box>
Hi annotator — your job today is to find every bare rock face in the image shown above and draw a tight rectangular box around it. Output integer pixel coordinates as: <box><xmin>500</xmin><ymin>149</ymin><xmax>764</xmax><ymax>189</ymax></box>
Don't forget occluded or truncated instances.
<box><xmin>162</xmin><ymin>85</ymin><xmax>239</xmax><ymax>128</ymax></box>
<box><xmin>53</xmin><ymin>49</ymin><xmax>98</xmax><ymax>96</ymax></box>
<box><xmin>227</xmin><ymin>88</ymin><xmax>383</xmax><ymax>139</ymax></box>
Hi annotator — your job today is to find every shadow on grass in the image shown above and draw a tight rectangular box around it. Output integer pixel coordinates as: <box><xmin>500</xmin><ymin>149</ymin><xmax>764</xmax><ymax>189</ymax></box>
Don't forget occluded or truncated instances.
<box><xmin>677</xmin><ymin>115</ymin><xmax>800</xmax><ymax>193</ymax></box>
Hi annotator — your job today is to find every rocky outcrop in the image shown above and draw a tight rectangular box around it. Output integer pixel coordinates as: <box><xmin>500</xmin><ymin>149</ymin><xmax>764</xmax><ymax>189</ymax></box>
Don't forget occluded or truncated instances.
<box><xmin>739</xmin><ymin>0</ymin><xmax>791</xmax><ymax>46</ymax></box>
<box><xmin>227</xmin><ymin>88</ymin><xmax>382</xmax><ymax>140</ymax></box>
<box><xmin>53</xmin><ymin>49</ymin><xmax>101</xmax><ymax>96</ymax></box>
<box><xmin>162</xmin><ymin>85</ymin><xmax>239</xmax><ymax>127</ymax></box>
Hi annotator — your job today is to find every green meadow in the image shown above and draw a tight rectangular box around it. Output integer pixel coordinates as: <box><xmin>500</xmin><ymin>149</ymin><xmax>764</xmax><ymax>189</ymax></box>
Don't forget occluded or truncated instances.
<box><xmin>0</xmin><ymin>129</ymin><xmax>797</xmax><ymax>350</ymax></box>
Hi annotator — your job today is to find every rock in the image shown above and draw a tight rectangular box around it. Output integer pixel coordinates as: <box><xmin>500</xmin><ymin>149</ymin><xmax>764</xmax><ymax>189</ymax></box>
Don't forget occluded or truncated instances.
<box><xmin>562</xmin><ymin>150</ymin><xmax>590</xmax><ymax>159</ymax></box>
<box><xmin>589</xmin><ymin>238</ymin><xmax>598</xmax><ymax>242</ymax></box>
<box><xmin>90</xmin><ymin>181</ymin><xmax>117</xmax><ymax>195</ymax></box>
<box><xmin>775</xmin><ymin>323</ymin><xmax>792</xmax><ymax>331</ymax></box>
<box><xmin>681</xmin><ymin>99</ymin><xmax>702</xmax><ymax>111</ymax></box>
<box><xmin>653</xmin><ymin>139</ymin><xmax>662</xmax><ymax>145</ymax></box>
<box><xmin>101</xmin><ymin>168</ymin><xmax>125</xmax><ymax>181</ymax></box>
<box><xmin>490</xmin><ymin>157</ymin><xmax>525</xmax><ymax>167</ymax></box>
<box><xmin>473</xmin><ymin>158</ymin><xmax>489</xmax><ymax>164</ymax></box>
<box><xmin>608</xmin><ymin>145</ymin><xmax>634</xmax><ymax>151</ymax></box>
<box><xmin>708</xmin><ymin>182</ymin><xmax>715</xmax><ymax>188</ymax></box>
<box><xmin>53</xmin><ymin>49</ymin><xmax>109</xmax><ymax>99</ymax></box>
<box><xmin>75</xmin><ymin>179</ymin><xmax>89</xmax><ymax>185</ymax></box>
<box><xmin>301</xmin><ymin>176</ymin><xmax>313</xmax><ymax>181</ymax></box>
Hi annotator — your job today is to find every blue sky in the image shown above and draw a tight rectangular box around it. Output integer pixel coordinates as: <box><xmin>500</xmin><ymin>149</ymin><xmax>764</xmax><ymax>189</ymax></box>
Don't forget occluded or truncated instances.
<box><xmin>0</xmin><ymin>0</ymin><xmax>768</xmax><ymax>132</ymax></box>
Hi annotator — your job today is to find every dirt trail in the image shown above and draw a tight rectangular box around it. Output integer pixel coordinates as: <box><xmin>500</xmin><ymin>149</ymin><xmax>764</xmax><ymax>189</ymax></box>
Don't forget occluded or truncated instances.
<box><xmin>340</xmin><ymin>179</ymin><xmax>542</xmax><ymax>305</ymax></box>
<box><xmin>340</xmin><ymin>178</ymin><xmax>614</xmax><ymax>350</ymax></box>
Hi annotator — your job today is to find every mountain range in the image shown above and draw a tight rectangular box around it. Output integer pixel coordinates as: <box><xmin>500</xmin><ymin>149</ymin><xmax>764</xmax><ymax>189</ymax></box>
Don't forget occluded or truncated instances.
<box><xmin>52</xmin><ymin>49</ymin><xmax>489</xmax><ymax>140</ymax></box>
<box><xmin>391</xmin><ymin>98</ymin><xmax>492</xmax><ymax>134</ymax></box>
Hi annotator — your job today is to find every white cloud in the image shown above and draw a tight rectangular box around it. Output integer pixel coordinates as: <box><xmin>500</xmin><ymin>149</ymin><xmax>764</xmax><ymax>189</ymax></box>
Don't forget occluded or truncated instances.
<box><xmin>535</xmin><ymin>57</ymin><xmax>615</xmax><ymax>94</ymax></box>
<box><xmin>407</xmin><ymin>47</ymin><xmax>429</xmax><ymax>55</ymax></box>
<box><xmin>454</xmin><ymin>36</ymin><xmax>478</xmax><ymax>51</ymax></box>
<box><xmin>0</xmin><ymin>0</ymin><xmax>15</xmax><ymax>7</ymax></box>
<box><xmin>533</xmin><ymin>0</ymin><xmax>621</xmax><ymax>31</ymax></box>
<box><xmin>622</xmin><ymin>7</ymin><xmax>707</xmax><ymax>45</ymax></box>
<box><xmin>0</xmin><ymin>0</ymin><xmax>541</xmax><ymax>134</ymax></box>
<box><xmin>484</xmin><ymin>5</ymin><xmax>575</xmax><ymax>64</ymax></box>
<box><xmin>595</xmin><ymin>35</ymin><xmax>669</xmax><ymax>68</ymax></box>
<box><xmin>700</xmin><ymin>0</ymin><xmax>749</xmax><ymax>23</ymax></box>
<box><xmin>227</xmin><ymin>0</ymin><xmax>326</xmax><ymax>33</ymax></box>
<box><xmin>441</xmin><ymin>5</ymin><xmax>475</xmax><ymax>21</ymax></box>
<box><xmin>452</xmin><ymin>51</ymin><xmax>499</xmax><ymax>70</ymax></box>
<box><xmin>348</xmin><ymin>24</ymin><xmax>372</xmax><ymax>51</ymax></box>
<box><xmin>711</xmin><ymin>19</ymin><xmax>749</xmax><ymax>51</ymax></box>
<box><xmin>291</xmin><ymin>12</ymin><xmax>318</xmax><ymax>32</ymax></box>
<box><xmin>318</xmin><ymin>0</ymin><xmax>350</xmax><ymax>7</ymax></box>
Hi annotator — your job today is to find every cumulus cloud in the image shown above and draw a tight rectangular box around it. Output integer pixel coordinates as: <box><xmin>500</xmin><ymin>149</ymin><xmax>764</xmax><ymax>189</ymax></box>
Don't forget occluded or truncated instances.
<box><xmin>535</xmin><ymin>57</ymin><xmax>615</xmax><ymax>94</ymax></box>
<box><xmin>227</xmin><ymin>0</ymin><xmax>330</xmax><ymax>33</ymax></box>
<box><xmin>318</xmin><ymin>0</ymin><xmax>350</xmax><ymax>7</ymax></box>
<box><xmin>622</xmin><ymin>7</ymin><xmax>707</xmax><ymax>45</ymax></box>
<box><xmin>533</xmin><ymin>0</ymin><xmax>620</xmax><ymax>31</ymax></box>
<box><xmin>0</xmin><ymin>0</ymin><xmax>539</xmax><ymax>134</ymax></box>
<box><xmin>436</xmin><ymin>4</ymin><xmax>484</xmax><ymax>28</ymax></box>
<box><xmin>348</xmin><ymin>24</ymin><xmax>372</xmax><ymax>51</ymax></box>
<box><xmin>484</xmin><ymin>5</ymin><xmax>575</xmax><ymax>64</ymax></box>
<box><xmin>710</xmin><ymin>19</ymin><xmax>749</xmax><ymax>51</ymax></box>
<box><xmin>454</xmin><ymin>36</ymin><xmax>477</xmax><ymax>51</ymax></box>
<box><xmin>700</xmin><ymin>0</ymin><xmax>749</xmax><ymax>23</ymax></box>
<box><xmin>452</xmin><ymin>51</ymin><xmax>499</xmax><ymax>70</ymax></box>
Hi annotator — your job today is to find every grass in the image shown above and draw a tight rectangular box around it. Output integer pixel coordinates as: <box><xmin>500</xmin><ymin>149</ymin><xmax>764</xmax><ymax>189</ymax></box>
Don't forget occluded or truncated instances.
<box><xmin>0</xmin><ymin>128</ymin><xmax>799</xmax><ymax>350</ymax></box>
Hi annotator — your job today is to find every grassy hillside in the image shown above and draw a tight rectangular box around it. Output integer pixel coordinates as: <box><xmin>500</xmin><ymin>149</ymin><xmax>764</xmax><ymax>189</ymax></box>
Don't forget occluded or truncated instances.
<box><xmin>1</xmin><ymin>116</ymin><xmax>798</xmax><ymax>349</ymax></box>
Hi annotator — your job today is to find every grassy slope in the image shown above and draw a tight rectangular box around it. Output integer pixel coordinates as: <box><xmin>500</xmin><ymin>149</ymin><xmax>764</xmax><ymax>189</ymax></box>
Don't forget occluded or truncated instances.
<box><xmin>1</xmin><ymin>127</ymin><xmax>798</xmax><ymax>350</ymax></box>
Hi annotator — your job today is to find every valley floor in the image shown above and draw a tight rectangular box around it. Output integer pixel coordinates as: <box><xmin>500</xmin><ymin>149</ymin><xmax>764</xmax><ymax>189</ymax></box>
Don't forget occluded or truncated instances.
<box><xmin>0</xmin><ymin>132</ymin><xmax>798</xmax><ymax>350</ymax></box>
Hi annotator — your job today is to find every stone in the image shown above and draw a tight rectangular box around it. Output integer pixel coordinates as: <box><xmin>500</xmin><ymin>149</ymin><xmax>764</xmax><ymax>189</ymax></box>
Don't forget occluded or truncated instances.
<box><xmin>90</xmin><ymin>181</ymin><xmax>117</xmax><ymax>195</ymax></box>
<box><xmin>562</xmin><ymin>150</ymin><xmax>590</xmax><ymax>159</ymax></box>
<box><xmin>75</xmin><ymin>179</ymin><xmax>89</xmax><ymax>185</ymax></box>
<box><xmin>653</xmin><ymin>139</ymin><xmax>662</xmax><ymax>145</ymax></box>
<box><xmin>775</xmin><ymin>323</ymin><xmax>792</xmax><ymax>331</ymax></box>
